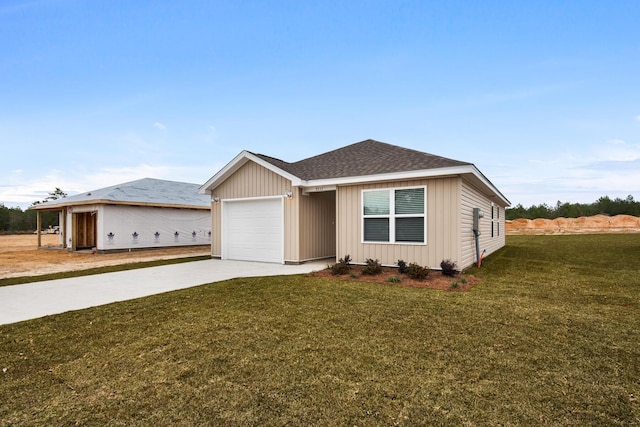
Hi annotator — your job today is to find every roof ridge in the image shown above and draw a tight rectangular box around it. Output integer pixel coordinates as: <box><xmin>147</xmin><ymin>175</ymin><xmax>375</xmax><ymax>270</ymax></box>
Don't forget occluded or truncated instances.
<box><xmin>285</xmin><ymin>139</ymin><xmax>470</xmax><ymax>180</ymax></box>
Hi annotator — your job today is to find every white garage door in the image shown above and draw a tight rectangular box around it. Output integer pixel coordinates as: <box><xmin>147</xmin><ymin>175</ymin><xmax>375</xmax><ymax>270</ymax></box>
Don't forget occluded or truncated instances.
<box><xmin>223</xmin><ymin>198</ymin><xmax>283</xmax><ymax>263</ymax></box>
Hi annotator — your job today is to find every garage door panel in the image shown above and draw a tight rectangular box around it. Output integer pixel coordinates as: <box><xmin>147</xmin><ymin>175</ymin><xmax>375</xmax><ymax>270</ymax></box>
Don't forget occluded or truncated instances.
<box><xmin>223</xmin><ymin>198</ymin><xmax>283</xmax><ymax>263</ymax></box>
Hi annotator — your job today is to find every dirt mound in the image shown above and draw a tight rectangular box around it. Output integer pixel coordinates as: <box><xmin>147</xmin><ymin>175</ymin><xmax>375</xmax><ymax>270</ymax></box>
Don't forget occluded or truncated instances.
<box><xmin>506</xmin><ymin>214</ymin><xmax>640</xmax><ymax>235</ymax></box>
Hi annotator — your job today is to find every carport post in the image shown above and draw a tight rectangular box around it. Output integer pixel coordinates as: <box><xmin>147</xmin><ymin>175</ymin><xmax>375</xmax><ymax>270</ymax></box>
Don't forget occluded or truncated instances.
<box><xmin>36</xmin><ymin>210</ymin><xmax>41</xmax><ymax>248</ymax></box>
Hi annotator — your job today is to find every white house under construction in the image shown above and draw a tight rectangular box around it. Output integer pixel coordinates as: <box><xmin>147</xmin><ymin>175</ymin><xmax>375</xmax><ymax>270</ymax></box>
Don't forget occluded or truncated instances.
<box><xmin>31</xmin><ymin>178</ymin><xmax>211</xmax><ymax>252</ymax></box>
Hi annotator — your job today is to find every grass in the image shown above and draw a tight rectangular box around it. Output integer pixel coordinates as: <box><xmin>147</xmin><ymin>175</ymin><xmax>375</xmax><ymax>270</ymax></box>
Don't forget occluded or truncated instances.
<box><xmin>0</xmin><ymin>255</ymin><xmax>211</xmax><ymax>287</ymax></box>
<box><xmin>1</xmin><ymin>234</ymin><xmax>639</xmax><ymax>426</ymax></box>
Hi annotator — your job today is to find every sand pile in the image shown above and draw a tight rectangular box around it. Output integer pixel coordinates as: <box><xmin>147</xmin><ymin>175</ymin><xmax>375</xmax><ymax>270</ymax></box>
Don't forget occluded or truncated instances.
<box><xmin>506</xmin><ymin>214</ymin><xmax>640</xmax><ymax>235</ymax></box>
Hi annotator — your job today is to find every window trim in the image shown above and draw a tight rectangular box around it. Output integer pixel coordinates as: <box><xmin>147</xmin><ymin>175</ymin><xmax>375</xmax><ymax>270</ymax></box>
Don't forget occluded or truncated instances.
<box><xmin>491</xmin><ymin>203</ymin><xmax>501</xmax><ymax>238</ymax></box>
<box><xmin>361</xmin><ymin>186</ymin><xmax>427</xmax><ymax>245</ymax></box>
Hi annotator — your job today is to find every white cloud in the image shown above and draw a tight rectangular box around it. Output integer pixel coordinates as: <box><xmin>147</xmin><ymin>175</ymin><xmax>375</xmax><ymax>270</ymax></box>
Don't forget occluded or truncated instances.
<box><xmin>153</xmin><ymin>122</ymin><xmax>167</xmax><ymax>131</ymax></box>
<box><xmin>594</xmin><ymin>139</ymin><xmax>640</xmax><ymax>162</ymax></box>
<box><xmin>489</xmin><ymin>139</ymin><xmax>640</xmax><ymax>207</ymax></box>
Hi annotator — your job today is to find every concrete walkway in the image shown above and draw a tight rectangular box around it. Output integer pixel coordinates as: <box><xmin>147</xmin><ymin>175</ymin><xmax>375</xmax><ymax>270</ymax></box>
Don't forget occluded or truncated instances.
<box><xmin>0</xmin><ymin>259</ymin><xmax>326</xmax><ymax>325</ymax></box>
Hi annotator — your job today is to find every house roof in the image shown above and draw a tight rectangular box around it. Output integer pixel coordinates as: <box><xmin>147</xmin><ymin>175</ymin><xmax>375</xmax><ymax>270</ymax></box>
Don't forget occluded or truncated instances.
<box><xmin>31</xmin><ymin>178</ymin><xmax>211</xmax><ymax>210</ymax></box>
<box><xmin>200</xmin><ymin>139</ymin><xmax>510</xmax><ymax>206</ymax></box>
<box><xmin>252</xmin><ymin>139</ymin><xmax>471</xmax><ymax>180</ymax></box>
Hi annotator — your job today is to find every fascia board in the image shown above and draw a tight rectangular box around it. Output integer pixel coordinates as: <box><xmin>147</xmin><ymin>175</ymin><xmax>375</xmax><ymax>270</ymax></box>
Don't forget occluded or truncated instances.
<box><xmin>302</xmin><ymin>165</ymin><xmax>474</xmax><ymax>187</ymax></box>
<box><xmin>302</xmin><ymin>165</ymin><xmax>511</xmax><ymax>206</ymax></box>
<box><xmin>468</xmin><ymin>165</ymin><xmax>511</xmax><ymax>207</ymax></box>
<box><xmin>31</xmin><ymin>200</ymin><xmax>210</xmax><ymax>210</ymax></box>
<box><xmin>199</xmin><ymin>151</ymin><xmax>251</xmax><ymax>194</ymax></box>
<box><xmin>199</xmin><ymin>151</ymin><xmax>303</xmax><ymax>194</ymax></box>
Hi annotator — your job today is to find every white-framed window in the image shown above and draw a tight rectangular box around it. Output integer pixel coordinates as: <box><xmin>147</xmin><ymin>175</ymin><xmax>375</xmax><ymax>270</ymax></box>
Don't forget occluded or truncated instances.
<box><xmin>362</xmin><ymin>186</ymin><xmax>426</xmax><ymax>244</ymax></box>
<box><xmin>491</xmin><ymin>204</ymin><xmax>500</xmax><ymax>238</ymax></box>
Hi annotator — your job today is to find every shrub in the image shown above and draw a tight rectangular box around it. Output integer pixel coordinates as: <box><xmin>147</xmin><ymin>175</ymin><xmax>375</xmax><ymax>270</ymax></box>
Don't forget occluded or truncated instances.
<box><xmin>397</xmin><ymin>259</ymin><xmax>407</xmax><ymax>274</ymax></box>
<box><xmin>330</xmin><ymin>255</ymin><xmax>352</xmax><ymax>275</ymax></box>
<box><xmin>406</xmin><ymin>262</ymin><xmax>430</xmax><ymax>281</ymax></box>
<box><xmin>362</xmin><ymin>258</ymin><xmax>383</xmax><ymax>275</ymax></box>
<box><xmin>440</xmin><ymin>259</ymin><xmax>458</xmax><ymax>277</ymax></box>
<box><xmin>387</xmin><ymin>275</ymin><xmax>401</xmax><ymax>283</ymax></box>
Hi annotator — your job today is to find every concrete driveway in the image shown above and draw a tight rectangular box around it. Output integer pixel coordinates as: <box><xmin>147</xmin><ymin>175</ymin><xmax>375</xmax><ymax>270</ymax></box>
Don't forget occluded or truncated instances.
<box><xmin>0</xmin><ymin>259</ymin><xmax>326</xmax><ymax>325</ymax></box>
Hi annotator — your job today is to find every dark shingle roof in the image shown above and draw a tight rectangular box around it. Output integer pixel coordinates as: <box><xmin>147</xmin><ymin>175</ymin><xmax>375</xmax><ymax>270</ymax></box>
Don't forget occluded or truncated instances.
<box><xmin>252</xmin><ymin>139</ymin><xmax>470</xmax><ymax>180</ymax></box>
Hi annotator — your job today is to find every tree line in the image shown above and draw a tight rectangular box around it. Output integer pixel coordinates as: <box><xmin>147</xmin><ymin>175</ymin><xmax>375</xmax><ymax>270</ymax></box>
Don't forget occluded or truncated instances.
<box><xmin>506</xmin><ymin>195</ymin><xmax>640</xmax><ymax>220</ymax></box>
<box><xmin>0</xmin><ymin>188</ymin><xmax>67</xmax><ymax>233</ymax></box>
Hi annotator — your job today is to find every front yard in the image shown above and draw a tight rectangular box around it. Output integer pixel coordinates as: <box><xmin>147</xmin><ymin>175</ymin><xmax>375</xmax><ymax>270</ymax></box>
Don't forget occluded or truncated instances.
<box><xmin>1</xmin><ymin>235</ymin><xmax>638</xmax><ymax>425</ymax></box>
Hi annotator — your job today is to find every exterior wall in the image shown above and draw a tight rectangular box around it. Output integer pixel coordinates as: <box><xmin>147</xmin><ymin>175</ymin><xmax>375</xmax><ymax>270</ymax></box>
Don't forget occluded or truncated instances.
<box><xmin>94</xmin><ymin>205</ymin><xmax>210</xmax><ymax>251</ymax></box>
<box><xmin>336</xmin><ymin>177</ymin><xmax>461</xmax><ymax>268</ymax></box>
<box><xmin>64</xmin><ymin>204</ymin><xmax>100</xmax><ymax>250</ymax></box>
<box><xmin>209</xmin><ymin>161</ymin><xmax>295</xmax><ymax>260</ymax></box>
<box><xmin>64</xmin><ymin>204</ymin><xmax>210</xmax><ymax>251</ymax></box>
<box><xmin>460</xmin><ymin>178</ymin><xmax>507</xmax><ymax>269</ymax></box>
<box><xmin>299</xmin><ymin>191</ymin><xmax>336</xmax><ymax>261</ymax></box>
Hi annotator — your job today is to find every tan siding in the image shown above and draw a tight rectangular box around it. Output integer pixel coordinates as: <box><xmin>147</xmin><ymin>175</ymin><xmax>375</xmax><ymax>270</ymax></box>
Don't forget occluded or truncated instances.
<box><xmin>211</xmin><ymin>200</ymin><xmax>221</xmax><ymax>257</ymax></box>
<box><xmin>285</xmin><ymin>189</ymin><xmax>299</xmax><ymax>262</ymax></box>
<box><xmin>336</xmin><ymin>177</ymin><xmax>460</xmax><ymax>268</ymax></box>
<box><xmin>299</xmin><ymin>191</ymin><xmax>336</xmax><ymax>261</ymax></box>
<box><xmin>208</xmin><ymin>161</ymin><xmax>294</xmax><ymax>260</ymax></box>
<box><xmin>460</xmin><ymin>178</ymin><xmax>507</xmax><ymax>269</ymax></box>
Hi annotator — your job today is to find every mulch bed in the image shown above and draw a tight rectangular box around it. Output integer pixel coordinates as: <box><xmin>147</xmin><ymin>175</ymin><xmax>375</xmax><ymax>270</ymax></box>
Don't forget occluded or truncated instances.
<box><xmin>309</xmin><ymin>265</ymin><xmax>479</xmax><ymax>291</ymax></box>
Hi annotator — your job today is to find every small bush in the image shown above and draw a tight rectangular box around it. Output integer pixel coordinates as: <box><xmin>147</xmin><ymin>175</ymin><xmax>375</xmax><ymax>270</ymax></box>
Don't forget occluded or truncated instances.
<box><xmin>440</xmin><ymin>259</ymin><xmax>458</xmax><ymax>277</ymax></box>
<box><xmin>406</xmin><ymin>262</ymin><xmax>430</xmax><ymax>281</ymax></box>
<box><xmin>362</xmin><ymin>258</ymin><xmax>383</xmax><ymax>275</ymax></box>
<box><xmin>330</xmin><ymin>255</ymin><xmax>352</xmax><ymax>275</ymax></box>
<box><xmin>397</xmin><ymin>259</ymin><xmax>407</xmax><ymax>274</ymax></box>
<box><xmin>388</xmin><ymin>275</ymin><xmax>401</xmax><ymax>283</ymax></box>
<box><xmin>450</xmin><ymin>280</ymin><xmax>459</xmax><ymax>289</ymax></box>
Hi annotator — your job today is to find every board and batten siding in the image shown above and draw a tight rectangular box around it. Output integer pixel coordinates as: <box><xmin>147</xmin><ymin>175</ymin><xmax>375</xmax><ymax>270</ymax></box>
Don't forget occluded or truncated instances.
<box><xmin>336</xmin><ymin>177</ymin><xmax>461</xmax><ymax>268</ymax></box>
<box><xmin>208</xmin><ymin>161</ymin><xmax>298</xmax><ymax>261</ymax></box>
<box><xmin>298</xmin><ymin>191</ymin><xmax>336</xmax><ymax>261</ymax></box>
<box><xmin>460</xmin><ymin>178</ymin><xmax>507</xmax><ymax>269</ymax></box>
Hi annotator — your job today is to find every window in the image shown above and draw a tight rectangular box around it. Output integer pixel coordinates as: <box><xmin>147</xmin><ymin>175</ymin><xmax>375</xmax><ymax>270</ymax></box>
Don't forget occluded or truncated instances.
<box><xmin>491</xmin><ymin>204</ymin><xmax>500</xmax><ymax>238</ymax></box>
<box><xmin>363</xmin><ymin>187</ymin><xmax>425</xmax><ymax>243</ymax></box>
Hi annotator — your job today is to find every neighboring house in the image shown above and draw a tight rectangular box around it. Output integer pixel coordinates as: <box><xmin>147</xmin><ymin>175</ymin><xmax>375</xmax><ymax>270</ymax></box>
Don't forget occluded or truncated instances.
<box><xmin>31</xmin><ymin>178</ymin><xmax>211</xmax><ymax>252</ymax></box>
<box><xmin>200</xmin><ymin>139</ymin><xmax>510</xmax><ymax>270</ymax></box>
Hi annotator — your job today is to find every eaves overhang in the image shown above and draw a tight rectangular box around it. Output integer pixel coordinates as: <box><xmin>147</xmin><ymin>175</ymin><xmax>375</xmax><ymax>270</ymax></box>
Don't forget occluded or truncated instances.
<box><xmin>30</xmin><ymin>200</ymin><xmax>210</xmax><ymax>211</ymax></box>
<box><xmin>300</xmin><ymin>164</ymin><xmax>511</xmax><ymax>207</ymax></box>
<box><xmin>199</xmin><ymin>150</ymin><xmax>304</xmax><ymax>194</ymax></box>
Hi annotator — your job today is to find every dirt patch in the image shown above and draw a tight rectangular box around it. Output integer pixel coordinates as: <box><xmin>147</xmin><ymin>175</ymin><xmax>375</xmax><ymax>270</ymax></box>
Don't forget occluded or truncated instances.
<box><xmin>0</xmin><ymin>234</ymin><xmax>210</xmax><ymax>279</ymax></box>
<box><xmin>310</xmin><ymin>265</ymin><xmax>478</xmax><ymax>291</ymax></box>
<box><xmin>506</xmin><ymin>214</ymin><xmax>640</xmax><ymax>235</ymax></box>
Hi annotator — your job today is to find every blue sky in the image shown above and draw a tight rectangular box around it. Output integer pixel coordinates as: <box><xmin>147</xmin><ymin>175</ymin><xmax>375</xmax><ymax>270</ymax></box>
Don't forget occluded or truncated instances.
<box><xmin>1</xmin><ymin>0</ymin><xmax>639</xmax><ymax>210</ymax></box>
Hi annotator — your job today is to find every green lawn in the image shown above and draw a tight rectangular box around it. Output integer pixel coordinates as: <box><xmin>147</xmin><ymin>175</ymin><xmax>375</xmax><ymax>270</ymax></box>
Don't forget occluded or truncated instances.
<box><xmin>1</xmin><ymin>235</ymin><xmax>639</xmax><ymax>426</ymax></box>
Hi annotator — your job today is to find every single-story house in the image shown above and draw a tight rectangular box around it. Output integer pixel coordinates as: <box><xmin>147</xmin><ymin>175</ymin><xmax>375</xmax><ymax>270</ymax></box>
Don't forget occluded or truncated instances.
<box><xmin>199</xmin><ymin>139</ymin><xmax>510</xmax><ymax>270</ymax></box>
<box><xmin>31</xmin><ymin>178</ymin><xmax>211</xmax><ymax>252</ymax></box>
